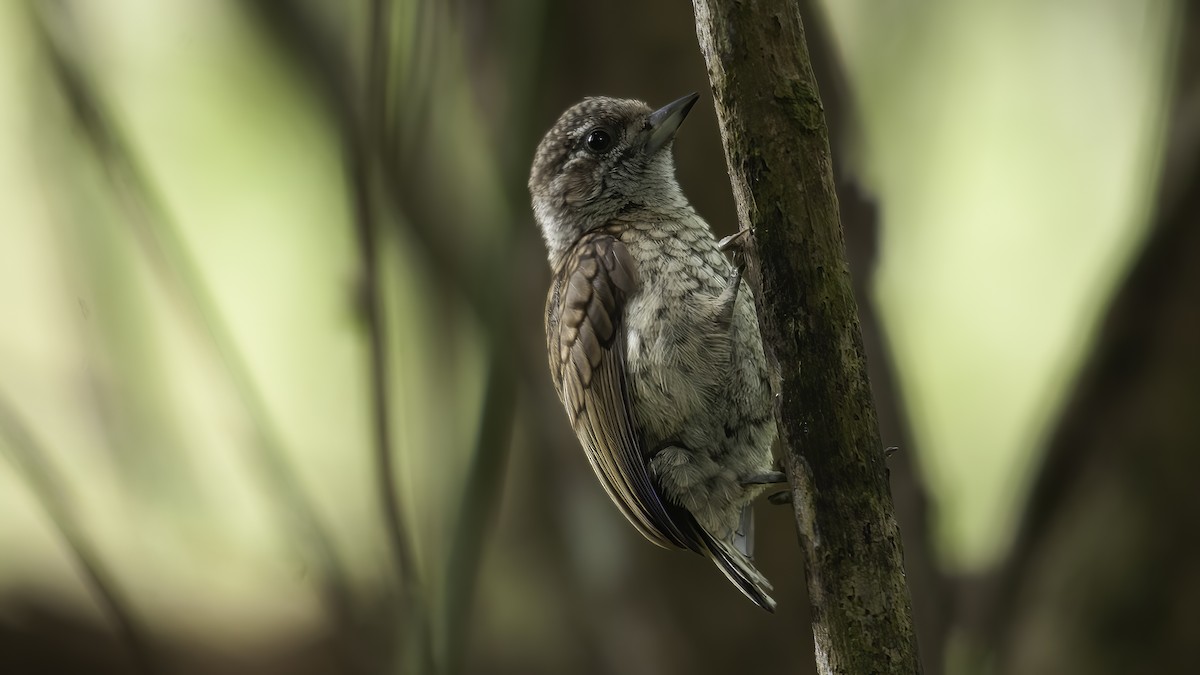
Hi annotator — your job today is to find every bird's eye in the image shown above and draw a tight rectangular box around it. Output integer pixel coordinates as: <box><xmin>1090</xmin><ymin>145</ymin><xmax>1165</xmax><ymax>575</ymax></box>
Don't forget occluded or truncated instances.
<box><xmin>584</xmin><ymin>128</ymin><xmax>612</xmax><ymax>154</ymax></box>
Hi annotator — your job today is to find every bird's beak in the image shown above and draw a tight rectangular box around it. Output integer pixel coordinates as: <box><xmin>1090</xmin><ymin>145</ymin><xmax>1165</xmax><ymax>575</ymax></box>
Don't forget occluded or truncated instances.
<box><xmin>645</xmin><ymin>92</ymin><xmax>700</xmax><ymax>154</ymax></box>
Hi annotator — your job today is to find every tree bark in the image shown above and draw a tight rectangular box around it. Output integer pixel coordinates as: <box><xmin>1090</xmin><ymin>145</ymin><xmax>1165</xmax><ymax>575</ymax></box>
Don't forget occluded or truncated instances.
<box><xmin>692</xmin><ymin>2</ymin><xmax>922</xmax><ymax>674</ymax></box>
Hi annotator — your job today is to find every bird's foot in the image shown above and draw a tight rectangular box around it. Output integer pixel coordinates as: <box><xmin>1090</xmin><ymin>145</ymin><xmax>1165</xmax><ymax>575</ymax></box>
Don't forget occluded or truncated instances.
<box><xmin>751</xmin><ymin>467</ymin><xmax>791</xmax><ymax>505</ymax></box>
<box><xmin>718</xmin><ymin>230</ymin><xmax>751</xmax><ymax>292</ymax></box>
<box><xmin>716</xmin><ymin>228</ymin><xmax>754</xmax><ymax>326</ymax></box>
<box><xmin>885</xmin><ymin>445</ymin><xmax>900</xmax><ymax>458</ymax></box>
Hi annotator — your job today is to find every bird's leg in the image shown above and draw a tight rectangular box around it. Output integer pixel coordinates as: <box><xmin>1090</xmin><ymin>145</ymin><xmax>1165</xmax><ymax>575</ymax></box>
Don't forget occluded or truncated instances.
<box><xmin>748</xmin><ymin>473</ymin><xmax>791</xmax><ymax>506</ymax></box>
<box><xmin>740</xmin><ymin>471</ymin><xmax>786</xmax><ymax>486</ymax></box>
<box><xmin>715</xmin><ymin>229</ymin><xmax>752</xmax><ymax>327</ymax></box>
<box><xmin>748</xmin><ymin>460</ymin><xmax>790</xmax><ymax>504</ymax></box>
<box><xmin>715</xmin><ymin>269</ymin><xmax>743</xmax><ymax>327</ymax></box>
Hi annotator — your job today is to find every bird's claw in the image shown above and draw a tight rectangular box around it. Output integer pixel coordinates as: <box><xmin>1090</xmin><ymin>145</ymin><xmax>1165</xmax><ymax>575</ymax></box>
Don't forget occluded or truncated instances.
<box><xmin>768</xmin><ymin>489</ymin><xmax>792</xmax><ymax>506</ymax></box>
<box><xmin>718</xmin><ymin>228</ymin><xmax>753</xmax><ymax>254</ymax></box>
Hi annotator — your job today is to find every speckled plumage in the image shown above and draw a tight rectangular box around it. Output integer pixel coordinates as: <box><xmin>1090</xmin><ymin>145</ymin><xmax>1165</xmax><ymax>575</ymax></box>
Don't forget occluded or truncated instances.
<box><xmin>531</xmin><ymin>95</ymin><xmax>778</xmax><ymax>610</ymax></box>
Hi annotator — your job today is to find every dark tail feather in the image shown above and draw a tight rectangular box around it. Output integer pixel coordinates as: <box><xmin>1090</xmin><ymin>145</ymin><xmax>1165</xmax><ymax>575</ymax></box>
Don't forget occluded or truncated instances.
<box><xmin>701</xmin><ymin>530</ymin><xmax>777</xmax><ymax>612</ymax></box>
<box><xmin>659</xmin><ymin>489</ymin><xmax>776</xmax><ymax>610</ymax></box>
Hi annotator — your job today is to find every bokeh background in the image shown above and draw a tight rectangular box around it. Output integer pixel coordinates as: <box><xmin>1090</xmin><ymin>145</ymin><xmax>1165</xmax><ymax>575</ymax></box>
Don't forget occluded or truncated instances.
<box><xmin>1</xmin><ymin>0</ymin><xmax>1196</xmax><ymax>674</ymax></box>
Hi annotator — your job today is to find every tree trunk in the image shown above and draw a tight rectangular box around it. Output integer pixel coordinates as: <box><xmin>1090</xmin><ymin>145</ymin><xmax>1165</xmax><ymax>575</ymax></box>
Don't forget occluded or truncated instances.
<box><xmin>691</xmin><ymin>2</ymin><xmax>923</xmax><ymax>674</ymax></box>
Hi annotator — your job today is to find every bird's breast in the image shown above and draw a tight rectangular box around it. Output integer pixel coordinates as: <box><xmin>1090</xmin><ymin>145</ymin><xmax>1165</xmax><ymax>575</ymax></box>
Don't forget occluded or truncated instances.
<box><xmin>623</xmin><ymin>271</ymin><xmax>734</xmax><ymax>446</ymax></box>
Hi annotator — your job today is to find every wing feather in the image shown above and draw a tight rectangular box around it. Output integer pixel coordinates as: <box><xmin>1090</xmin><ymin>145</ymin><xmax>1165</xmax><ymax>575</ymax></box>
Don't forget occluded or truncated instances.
<box><xmin>545</xmin><ymin>233</ymin><xmax>699</xmax><ymax>551</ymax></box>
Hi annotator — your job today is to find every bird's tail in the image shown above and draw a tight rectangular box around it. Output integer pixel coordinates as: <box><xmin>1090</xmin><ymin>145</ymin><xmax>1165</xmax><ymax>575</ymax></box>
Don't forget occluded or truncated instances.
<box><xmin>700</xmin><ymin>528</ymin><xmax>777</xmax><ymax>612</ymax></box>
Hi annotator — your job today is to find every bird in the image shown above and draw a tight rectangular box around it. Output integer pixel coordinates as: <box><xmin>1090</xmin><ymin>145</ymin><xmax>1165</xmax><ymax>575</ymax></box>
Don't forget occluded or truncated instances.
<box><xmin>529</xmin><ymin>93</ymin><xmax>781</xmax><ymax>611</ymax></box>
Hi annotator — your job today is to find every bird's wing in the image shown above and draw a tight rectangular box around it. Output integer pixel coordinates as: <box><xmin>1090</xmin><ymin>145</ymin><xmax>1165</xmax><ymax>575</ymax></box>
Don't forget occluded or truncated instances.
<box><xmin>545</xmin><ymin>232</ymin><xmax>700</xmax><ymax>552</ymax></box>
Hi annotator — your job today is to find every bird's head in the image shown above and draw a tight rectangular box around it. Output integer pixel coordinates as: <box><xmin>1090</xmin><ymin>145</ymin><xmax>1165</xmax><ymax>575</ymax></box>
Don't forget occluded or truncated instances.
<box><xmin>529</xmin><ymin>93</ymin><xmax>699</xmax><ymax>266</ymax></box>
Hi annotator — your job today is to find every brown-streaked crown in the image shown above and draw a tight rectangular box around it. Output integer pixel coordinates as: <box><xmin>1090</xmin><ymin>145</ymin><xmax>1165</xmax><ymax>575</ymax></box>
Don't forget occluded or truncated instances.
<box><xmin>528</xmin><ymin>97</ymin><xmax>652</xmax><ymax>197</ymax></box>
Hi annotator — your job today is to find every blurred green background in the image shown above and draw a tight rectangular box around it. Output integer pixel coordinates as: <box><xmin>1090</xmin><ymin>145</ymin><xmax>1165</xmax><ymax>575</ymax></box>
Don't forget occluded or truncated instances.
<box><xmin>0</xmin><ymin>0</ymin><xmax>1194</xmax><ymax>674</ymax></box>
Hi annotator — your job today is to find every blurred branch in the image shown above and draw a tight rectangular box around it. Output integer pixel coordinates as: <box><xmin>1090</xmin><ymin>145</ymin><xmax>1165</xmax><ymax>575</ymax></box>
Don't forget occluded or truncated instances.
<box><xmin>354</xmin><ymin>0</ymin><xmax>434</xmax><ymax>671</ymax></box>
<box><xmin>0</xmin><ymin>394</ymin><xmax>156</xmax><ymax>675</ymax></box>
<box><xmin>243</xmin><ymin>0</ymin><xmax>506</xmax><ymax>331</ymax></box>
<box><xmin>441</xmin><ymin>352</ymin><xmax>515</xmax><ymax>675</ymax></box>
<box><xmin>692</xmin><ymin>1</ymin><xmax>922</xmax><ymax>673</ymax></box>
<box><xmin>28</xmin><ymin>5</ymin><xmax>363</xmax><ymax>667</ymax></box>
<box><xmin>395</xmin><ymin>0</ymin><xmax>437</xmax><ymax>163</ymax></box>
<box><xmin>975</xmin><ymin>6</ymin><xmax>1198</xmax><ymax>672</ymax></box>
<box><xmin>242</xmin><ymin>1</ymin><xmax>521</xmax><ymax>669</ymax></box>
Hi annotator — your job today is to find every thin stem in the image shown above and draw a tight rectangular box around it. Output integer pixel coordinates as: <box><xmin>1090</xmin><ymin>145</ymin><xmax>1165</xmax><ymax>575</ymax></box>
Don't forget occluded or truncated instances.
<box><xmin>354</xmin><ymin>0</ymin><xmax>435</xmax><ymax>671</ymax></box>
<box><xmin>30</xmin><ymin>5</ymin><xmax>361</xmax><ymax>665</ymax></box>
<box><xmin>440</xmin><ymin>351</ymin><xmax>516</xmax><ymax>675</ymax></box>
<box><xmin>0</xmin><ymin>394</ymin><xmax>156</xmax><ymax>675</ymax></box>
